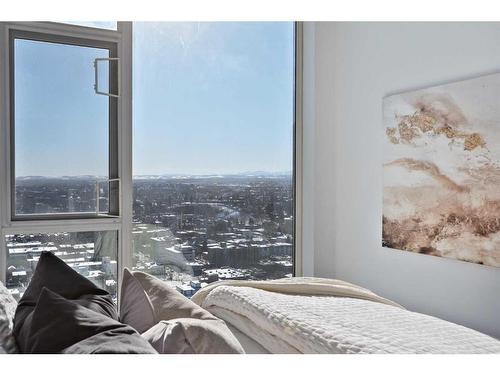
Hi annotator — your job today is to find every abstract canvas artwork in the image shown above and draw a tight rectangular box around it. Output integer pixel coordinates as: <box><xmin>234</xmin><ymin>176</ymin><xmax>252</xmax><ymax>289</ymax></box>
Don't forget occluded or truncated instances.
<box><xmin>383</xmin><ymin>73</ymin><xmax>500</xmax><ymax>267</ymax></box>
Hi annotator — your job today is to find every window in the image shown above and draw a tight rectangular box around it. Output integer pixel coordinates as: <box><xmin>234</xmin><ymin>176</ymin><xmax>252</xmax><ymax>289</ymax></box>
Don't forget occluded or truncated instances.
<box><xmin>132</xmin><ymin>22</ymin><xmax>296</xmax><ymax>295</ymax></box>
<box><xmin>1</xmin><ymin>22</ymin><xmax>300</xmax><ymax>300</ymax></box>
<box><xmin>5</xmin><ymin>230</ymin><xmax>118</xmax><ymax>301</ymax></box>
<box><xmin>11</xmin><ymin>31</ymin><xmax>119</xmax><ymax>219</ymax></box>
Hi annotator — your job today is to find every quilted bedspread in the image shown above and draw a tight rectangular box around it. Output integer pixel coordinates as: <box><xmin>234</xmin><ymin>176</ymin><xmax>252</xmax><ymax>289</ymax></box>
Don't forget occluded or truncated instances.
<box><xmin>196</xmin><ymin>281</ymin><xmax>500</xmax><ymax>354</ymax></box>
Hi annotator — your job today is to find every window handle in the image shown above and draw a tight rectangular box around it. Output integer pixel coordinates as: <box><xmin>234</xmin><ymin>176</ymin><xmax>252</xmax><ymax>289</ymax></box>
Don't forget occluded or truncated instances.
<box><xmin>93</xmin><ymin>57</ymin><xmax>120</xmax><ymax>98</ymax></box>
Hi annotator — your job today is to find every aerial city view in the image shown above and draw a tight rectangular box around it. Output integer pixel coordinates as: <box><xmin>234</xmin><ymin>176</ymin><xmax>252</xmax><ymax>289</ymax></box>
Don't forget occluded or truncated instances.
<box><xmin>6</xmin><ymin>173</ymin><xmax>294</xmax><ymax>300</ymax></box>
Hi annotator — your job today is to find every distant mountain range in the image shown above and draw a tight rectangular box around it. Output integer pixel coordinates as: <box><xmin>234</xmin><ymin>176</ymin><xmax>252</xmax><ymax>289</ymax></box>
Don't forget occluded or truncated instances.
<box><xmin>16</xmin><ymin>171</ymin><xmax>293</xmax><ymax>180</ymax></box>
<box><xmin>16</xmin><ymin>175</ymin><xmax>107</xmax><ymax>181</ymax></box>
<box><xmin>134</xmin><ymin>171</ymin><xmax>292</xmax><ymax>179</ymax></box>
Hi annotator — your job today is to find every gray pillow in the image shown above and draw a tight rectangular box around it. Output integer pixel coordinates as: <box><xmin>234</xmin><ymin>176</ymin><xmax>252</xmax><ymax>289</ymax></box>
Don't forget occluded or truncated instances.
<box><xmin>120</xmin><ymin>269</ymin><xmax>244</xmax><ymax>354</ymax></box>
<box><xmin>0</xmin><ymin>281</ymin><xmax>18</xmax><ymax>353</ymax></box>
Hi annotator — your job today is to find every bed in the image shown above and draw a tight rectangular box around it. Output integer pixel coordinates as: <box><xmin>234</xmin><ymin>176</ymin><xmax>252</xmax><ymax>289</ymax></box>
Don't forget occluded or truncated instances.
<box><xmin>3</xmin><ymin>275</ymin><xmax>500</xmax><ymax>354</ymax></box>
<box><xmin>192</xmin><ymin>277</ymin><xmax>500</xmax><ymax>354</ymax></box>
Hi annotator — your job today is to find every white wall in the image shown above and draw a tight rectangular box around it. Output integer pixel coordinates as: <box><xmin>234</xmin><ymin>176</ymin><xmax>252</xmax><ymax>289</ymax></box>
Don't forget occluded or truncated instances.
<box><xmin>304</xmin><ymin>22</ymin><xmax>500</xmax><ymax>338</ymax></box>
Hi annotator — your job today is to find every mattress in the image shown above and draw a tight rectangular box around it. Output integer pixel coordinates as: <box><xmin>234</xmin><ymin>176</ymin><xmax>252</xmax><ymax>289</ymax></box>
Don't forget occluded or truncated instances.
<box><xmin>225</xmin><ymin>322</ymin><xmax>269</xmax><ymax>354</ymax></box>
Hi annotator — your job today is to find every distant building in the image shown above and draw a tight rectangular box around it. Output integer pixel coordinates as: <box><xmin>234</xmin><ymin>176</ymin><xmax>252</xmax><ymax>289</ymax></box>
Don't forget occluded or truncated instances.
<box><xmin>282</xmin><ymin>216</ymin><xmax>294</xmax><ymax>234</ymax></box>
<box><xmin>207</xmin><ymin>240</ymin><xmax>292</xmax><ymax>268</ymax></box>
<box><xmin>190</xmin><ymin>279</ymin><xmax>202</xmax><ymax>289</ymax></box>
<box><xmin>202</xmin><ymin>268</ymin><xmax>247</xmax><ymax>281</ymax></box>
<box><xmin>151</xmin><ymin>242</ymin><xmax>196</xmax><ymax>272</ymax></box>
<box><xmin>176</xmin><ymin>284</ymin><xmax>195</xmax><ymax>297</ymax></box>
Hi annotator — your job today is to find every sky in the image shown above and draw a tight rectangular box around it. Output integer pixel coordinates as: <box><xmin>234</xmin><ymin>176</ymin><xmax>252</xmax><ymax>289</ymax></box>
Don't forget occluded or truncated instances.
<box><xmin>15</xmin><ymin>22</ymin><xmax>294</xmax><ymax>177</ymax></box>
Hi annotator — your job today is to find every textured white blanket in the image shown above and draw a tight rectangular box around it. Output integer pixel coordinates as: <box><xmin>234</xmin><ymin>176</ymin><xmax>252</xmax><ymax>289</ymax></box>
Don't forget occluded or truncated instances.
<box><xmin>193</xmin><ymin>278</ymin><xmax>500</xmax><ymax>354</ymax></box>
<box><xmin>192</xmin><ymin>277</ymin><xmax>403</xmax><ymax>308</ymax></box>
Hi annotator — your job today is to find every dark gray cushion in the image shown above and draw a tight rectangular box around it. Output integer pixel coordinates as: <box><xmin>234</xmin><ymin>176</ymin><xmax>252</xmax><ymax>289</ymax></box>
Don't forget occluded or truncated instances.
<box><xmin>23</xmin><ymin>288</ymin><xmax>155</xmax><ymax>354</ymax></box>
<box><xmin>13</xmin><ymin>252</ymin><xmax>118</xmax><ymax>352</ymax></box>
<box><xmin>13</xmin><ymin>251</ymin><xmax>156</xmax><ymax>354</ymax></box>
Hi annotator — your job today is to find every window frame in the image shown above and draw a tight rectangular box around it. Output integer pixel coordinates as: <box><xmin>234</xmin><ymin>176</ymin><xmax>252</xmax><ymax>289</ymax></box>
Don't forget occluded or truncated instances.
<box><xmin>9</xmin><ymin>28</ymin><xmax>120</xmax><ymax>221</ymax></box>
<box><xmin>294</xmin><ymin>22</ymin><xmax>303</xmax><ymax>277</ymax></box>
<box><xmin>0</xmin><ymin>21</ymin><xmax>133</xmax><ymax>291</ymax></box>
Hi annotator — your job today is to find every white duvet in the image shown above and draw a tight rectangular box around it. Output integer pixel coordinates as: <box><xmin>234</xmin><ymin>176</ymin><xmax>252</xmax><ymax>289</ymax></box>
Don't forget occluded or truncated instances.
<box><xmin>193</xmin><ymin>278</ymin><xmax>500</xmax><ymax>354</ymax></box>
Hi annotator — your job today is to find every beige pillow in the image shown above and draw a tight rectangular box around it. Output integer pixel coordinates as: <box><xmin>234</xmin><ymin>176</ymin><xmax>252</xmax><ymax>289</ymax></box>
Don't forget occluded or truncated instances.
<box><xmin>131</xmin><ymin>270</ymin><xmax>215</xmax><ymax>321</ymax></box>
<box><xmin>119</xmin><ymin>268</ymin><xmax>156</xmax><ymax>334</ymax></box>
<box><xmin>143</xmin><ymin>318</ymin><xmax>244</xmax><ymax>354</ymax></box>
<box><xmin>120</xmin><ymin>269</ymin><xmax>244</xmax><ymax>354</ymax></box>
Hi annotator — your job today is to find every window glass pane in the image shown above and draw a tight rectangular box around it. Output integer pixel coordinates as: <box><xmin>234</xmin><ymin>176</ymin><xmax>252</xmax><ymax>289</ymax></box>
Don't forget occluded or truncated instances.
<box><xmin>5</xmin><ymin>231</ymin><xmax>118</xmax><ymax>302</ymax></box>
<box><xmin>61</xmin><ymin>21</ymin><xmax>118</xmax><ymax>30</ymax></box>
<box><xmin>14</xmin><ymin>38</ymin><xmax>111</xmax><ymax>216</ymax></box>
<box><xmin>132</xmin><ymin>22</ymin><xmax>294</xmax><ymax>297</ymax></box>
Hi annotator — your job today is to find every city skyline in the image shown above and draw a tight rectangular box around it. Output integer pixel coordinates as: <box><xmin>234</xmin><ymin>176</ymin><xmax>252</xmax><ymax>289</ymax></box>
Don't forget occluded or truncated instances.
<box><xmin>9</xmin><ymin>173</ymin><xmax>294</xmax><ymax>299</ymax></box>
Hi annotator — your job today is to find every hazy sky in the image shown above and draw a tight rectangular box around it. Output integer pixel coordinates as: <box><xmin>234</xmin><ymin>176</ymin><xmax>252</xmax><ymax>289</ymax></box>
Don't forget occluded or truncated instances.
<box><xmin>15</xmin><ymin>22</ymin><xmax>294</xmax><ymax>177</ymax></box>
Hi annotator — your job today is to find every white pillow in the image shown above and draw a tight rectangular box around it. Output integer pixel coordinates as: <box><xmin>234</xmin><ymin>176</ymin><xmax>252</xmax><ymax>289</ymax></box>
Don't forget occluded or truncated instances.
<box><xmin>0</xmin><ymin>281</ymin><xmax>18</xmax><ymax>353</ymax></box>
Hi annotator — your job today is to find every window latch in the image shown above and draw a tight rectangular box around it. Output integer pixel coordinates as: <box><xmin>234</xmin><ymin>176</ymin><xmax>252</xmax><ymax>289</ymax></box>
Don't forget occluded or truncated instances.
<box><xmin>93</xmin><ymin>57</ymin><xmax>120</xmax><ymax>98</ymax></box>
